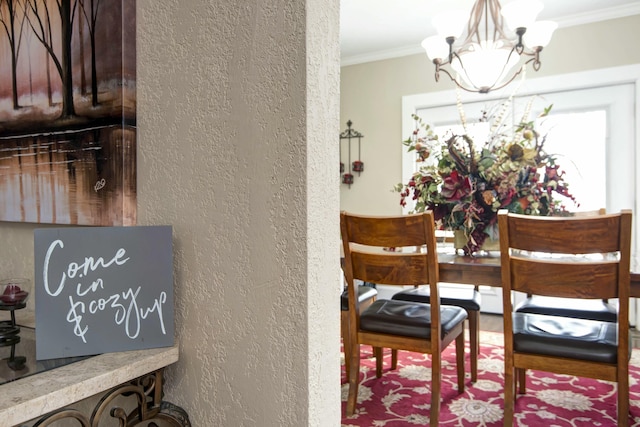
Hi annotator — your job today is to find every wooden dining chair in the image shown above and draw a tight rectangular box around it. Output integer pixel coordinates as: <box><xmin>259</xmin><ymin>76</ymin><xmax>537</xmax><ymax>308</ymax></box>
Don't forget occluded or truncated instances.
<box><xmin>391</xmin><ymin>284</ymin><xmax>481</xmax><ymax>382</ymax></box>
<box><xmin>340</xmin><ymin>281</ymin><xmax>377</xmax><ymax>380</ymax></box>
<box><xmin>389</xmin><ymin>233</ymin><xmax>481</xmax><ymax>382</ymax></box>
<box><xmin>340</xmin><ymin>211</ymin><xmax>467</xmax><ymax>425</ymax></box>
<box><xmin>498</xmin><ymin>209</ymin><xmax>633</xmax><ymax>426</ymax></box>
<box><xmin>514</xmin><ymin>208</ymin><xmax>618</xmax><ymax>323</ymax></box>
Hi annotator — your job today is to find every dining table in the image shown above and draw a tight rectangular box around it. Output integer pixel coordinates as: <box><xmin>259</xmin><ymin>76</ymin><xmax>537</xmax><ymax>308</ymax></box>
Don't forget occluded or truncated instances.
<box><xmin>437</xmin><ymin>251</ymin><xmax>640</xmax><ymax>297</ymax></box>
<box><xmin>341</xmin><ymin>243</ymin><xmax>640</xmax><ymax>296</ymax></box>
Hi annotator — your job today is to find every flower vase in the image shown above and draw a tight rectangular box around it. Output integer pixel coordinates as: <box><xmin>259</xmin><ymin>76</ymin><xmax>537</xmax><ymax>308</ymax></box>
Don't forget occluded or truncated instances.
<box><xmin>453</xmin><ymin>230</ymin><xmax>500</xmax><ymax>253</ymax></box>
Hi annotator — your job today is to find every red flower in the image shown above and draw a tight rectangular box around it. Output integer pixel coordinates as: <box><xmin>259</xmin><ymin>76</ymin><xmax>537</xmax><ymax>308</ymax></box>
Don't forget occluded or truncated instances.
<box><xmin>421</xmin><ymin>175</ymin><xmax>434</xmax><ymax>185</ymax></box>
<box><xmin>499</xmin><ymin>188</ymin><xmax>516</xmax><ymax>207</ymax></box>
<box><xmin>441</xmin><ymin>171</ymin><xmax>472</xmax><ymax>201</ymax></box>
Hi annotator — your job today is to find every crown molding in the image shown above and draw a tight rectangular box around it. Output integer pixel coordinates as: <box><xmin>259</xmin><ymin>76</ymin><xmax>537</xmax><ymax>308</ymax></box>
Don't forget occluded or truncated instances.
<box><xmin>341</xmin><ymin>46</ymin><xmax>424</xmax><ymax>67</ymax></box>
<box><xmin>553</xmin><ymin>3</ymin><xmax>640</xmax><ymax>28</ymax></box>
<box><xmin>341</xmin><ymin>4</ymin><xmax>640</xmax><ymax>67</ymax></box>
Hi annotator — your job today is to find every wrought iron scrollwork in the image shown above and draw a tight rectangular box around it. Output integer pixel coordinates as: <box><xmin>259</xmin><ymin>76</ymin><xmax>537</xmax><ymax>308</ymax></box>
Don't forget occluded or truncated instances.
<box><xmin>28</xmin><ymin>369</ymin><xmax>190</xmax><ymax>427</ymax></box>
<box><xmin>339</xmin><ymin>120</ymin><xmax>364</xmax><ymax>188</ymax></box>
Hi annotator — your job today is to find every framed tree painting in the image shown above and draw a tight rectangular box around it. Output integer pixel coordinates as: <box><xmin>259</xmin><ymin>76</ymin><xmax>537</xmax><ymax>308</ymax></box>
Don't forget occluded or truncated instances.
<box><xmin>0</xmin><ymin>0</ymin><xmax>136</xmax><ymax>226</ymax></box>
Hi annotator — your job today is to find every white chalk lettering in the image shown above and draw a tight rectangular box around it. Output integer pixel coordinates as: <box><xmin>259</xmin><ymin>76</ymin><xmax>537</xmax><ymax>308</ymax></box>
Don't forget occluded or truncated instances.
<box><xmin>43</xmin><ymin>240</ymin><xmax>65</xmax><ymax>296</ymax></box>
<box><xmin>76</xmin><ymin>278</ymin><xmax>104</xmax><ymax>297</ymax></box>
<box><xmin>66</xmin><ymin>295</ymin><xmax>88</xmax><ymax>343</ymax></box>
<box><xmin>64</xmin><ymin>287</ymin><xmax>168</xmax><ymax>343</ymax></box>
<box><xmin>88</xmin><ymin>293</ymin><xmax>126</xmax><ymax>324</ymax></box>
<box><xmin>140</xmin><ymin>291</ymin><xmax>168</xmax><ymax>334</ymax></box>
<box><xmin>123</xmin><ymin>287</ymin><xmax>142</xmax><ymax>339</ymax></box>
<box><xmin>43</xmin><ymin>241</ymin><xmax>130</xmax><ymax>297</ymax></box>
<box><xmin>66</xmin><ymin>248</ymin><xmax>130</xmax><ymax>279</ymax></box>
<box><xmin>42</xmin><ymin>237</ymin><xmax>169</xmax><ymax>345</ymax></box>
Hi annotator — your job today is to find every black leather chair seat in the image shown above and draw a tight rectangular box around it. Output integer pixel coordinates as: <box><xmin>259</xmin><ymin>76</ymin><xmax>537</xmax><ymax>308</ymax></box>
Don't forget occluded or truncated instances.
<box><xmin>513</xmin><ymin>312</ymin><xmax>621</xmax><ymax>364</ymax></box>
<box><xmin>360</xmin><ymin>300</ymin><xmax>467</xmax><ymax>339</ymax></box>
<box><xmin>515</xmin><ymin>296</ymin><xmax>617</xmax><ymax>322</ymax></box>
<box><xmin>341</xmin><ymin>286</ymin><xmax>378</xmax><ymax>311</ymax></box>
<box><xmin>392</xmin><ymin>287</ymin><xmax>481</xmax><ymax>311</ymax></box>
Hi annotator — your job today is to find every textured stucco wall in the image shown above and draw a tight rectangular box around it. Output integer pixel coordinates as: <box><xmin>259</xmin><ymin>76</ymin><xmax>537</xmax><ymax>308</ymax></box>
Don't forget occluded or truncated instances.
<box><xmin>305</xmin><ymin>0</ymin><xmax>343</xmax><ymax>425</ymax></box>
<box><xmin>136</xmin><ymin>0</ymin><xmax>341</xmax><ymax>425</ymax></box>
<box><xmin>1</xmin><ymin>0</ymin><xmax>341</xmax><ymax>426</ymax></box>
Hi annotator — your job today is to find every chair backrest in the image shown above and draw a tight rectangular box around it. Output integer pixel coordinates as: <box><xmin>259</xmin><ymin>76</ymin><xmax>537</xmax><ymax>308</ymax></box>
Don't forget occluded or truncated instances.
<box><xmin>340</xmin><ymin>211</ymin><xmax>441</xmax><ymax>335</ymax></box>
<box><xmin>524</xmin><ymin>208</ymin><xmax>607</xmax><ymax>299</ymax></box>
<box><xmin>575</xmin><ymin>208</ymin><xmax>607</xmax><ymax>217</ymax></box>
<box><xmin>498</xmin><ymin>209</ymin><xmax>633</xmax><ymax>333</ymax></box>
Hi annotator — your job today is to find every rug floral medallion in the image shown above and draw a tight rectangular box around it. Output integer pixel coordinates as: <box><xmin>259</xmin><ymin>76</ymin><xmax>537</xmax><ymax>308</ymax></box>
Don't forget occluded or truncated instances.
<box><xmin>341</xmin><ymin>331</ymin><xmax>640</xmax><ymax>426</ymax></box>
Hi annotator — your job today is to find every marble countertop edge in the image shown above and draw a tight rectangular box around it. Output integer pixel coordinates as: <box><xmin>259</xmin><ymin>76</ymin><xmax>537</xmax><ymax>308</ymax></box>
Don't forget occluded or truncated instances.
<box><xmin>0</xmin><ymin>344</ymin><xmax>179</xmax><ymax>426</ymax></box>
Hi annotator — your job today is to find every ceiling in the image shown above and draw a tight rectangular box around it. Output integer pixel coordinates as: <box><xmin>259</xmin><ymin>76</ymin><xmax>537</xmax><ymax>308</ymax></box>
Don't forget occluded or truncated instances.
<box><xmin>340</xmin><ymin>0</ymin><xmax>640</xmax><ymax>66</ymax></box>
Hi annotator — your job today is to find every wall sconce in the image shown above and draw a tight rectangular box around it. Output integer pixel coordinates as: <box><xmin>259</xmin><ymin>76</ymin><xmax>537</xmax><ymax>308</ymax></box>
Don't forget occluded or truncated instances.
<box><xmin>340</xmin><ymin>120</ymin><xmax>364</xmax><ymax>188</ymax></box>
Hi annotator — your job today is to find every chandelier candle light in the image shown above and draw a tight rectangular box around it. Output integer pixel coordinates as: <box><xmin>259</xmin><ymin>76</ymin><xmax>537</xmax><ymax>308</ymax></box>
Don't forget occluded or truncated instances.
<box><xmin>422</xmin><ymin>0</ymin><xmax>557</xmax><ymax>93</ymax></box>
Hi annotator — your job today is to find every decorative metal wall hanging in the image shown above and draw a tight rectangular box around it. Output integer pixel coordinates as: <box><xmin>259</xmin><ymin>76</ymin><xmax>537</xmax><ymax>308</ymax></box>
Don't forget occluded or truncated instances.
<box><xmin>339</xmin><ymin>120</ymin><xmax>364</xmax><ymax>188</ymax></box>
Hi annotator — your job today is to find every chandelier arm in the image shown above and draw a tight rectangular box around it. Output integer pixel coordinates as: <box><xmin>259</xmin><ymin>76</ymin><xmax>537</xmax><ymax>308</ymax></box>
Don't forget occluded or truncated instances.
<box><xmin>483</xmin><ymin>64</ymin><xmax>527</xmax><ymax>93</ymax></box>
<box><xmin>484</xmin><ymin>0</ymin><xmax>490</xmax><ymax>45</ymax></box>
<box><xmin>436</xmin><ymin>46</ymin><xmax>541</xmax><ymax>94</ymax></box>
<box><xmin>463</xmin><ymin>0</ymin><xmax>511</xmax><ymax>45</ymax></box>
<box><xmin>527</xmin><ymin>51</ymin><xmax>542</xmax><ymax>71</ymax></box>
<box><xmin>463</xmin><ymin>0</ymin><xmax>484</xmax><ymax>45</ymax></box>
<box><xmin>434</xmin><ymin>60</ymin><xmax>442</xmax><ymax>82</ymax></box>
<box><xmin>434</xmin><ymin>67</ymin><xmax>485</xmax><ymax>94</ymax></box>
<box><xmin>489</xmin><ymin>0</ymin><xmax>509</xmax><ymax>41</ymax></box>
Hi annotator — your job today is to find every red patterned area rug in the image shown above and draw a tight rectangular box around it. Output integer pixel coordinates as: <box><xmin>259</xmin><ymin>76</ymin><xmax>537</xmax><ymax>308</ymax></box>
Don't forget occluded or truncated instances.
<box><xmin>341</xmin><ymin>331</ymin><xmax>640</xmax><ymax>426</ymax></box>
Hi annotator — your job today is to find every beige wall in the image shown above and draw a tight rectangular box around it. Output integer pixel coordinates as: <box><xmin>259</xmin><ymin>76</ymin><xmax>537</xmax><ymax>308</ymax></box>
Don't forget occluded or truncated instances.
<box><xmin>340</xmin><ymin>15</ymin><xmax>640</xmax><ymax>215</ymax></box>
<box><xmin>1</xmin><ymin>1</ymin><xmax>341</xmax><ymax>426</ymax></box>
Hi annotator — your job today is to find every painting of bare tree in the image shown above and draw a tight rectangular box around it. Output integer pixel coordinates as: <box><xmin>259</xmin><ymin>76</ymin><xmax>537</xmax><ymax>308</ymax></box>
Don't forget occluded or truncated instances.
<box><xmin>0</xmin><ymin>0</ymin><xmax>135</xmax><ymax>225</ymax></box>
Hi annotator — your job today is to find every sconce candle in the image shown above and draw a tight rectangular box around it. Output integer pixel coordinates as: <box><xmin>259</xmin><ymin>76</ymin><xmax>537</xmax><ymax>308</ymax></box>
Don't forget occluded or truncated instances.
<box><xmin>342</xmin><ymin>173</ymin><xmax>354</xmax><ymax>185</ymax></box>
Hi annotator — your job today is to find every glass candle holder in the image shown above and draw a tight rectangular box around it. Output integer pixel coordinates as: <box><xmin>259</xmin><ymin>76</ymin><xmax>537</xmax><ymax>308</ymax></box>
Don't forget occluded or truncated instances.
<box><xmin>0</xmin><ymin>278</ymin><xmax>31</xmax><ymax>306</ymax></box>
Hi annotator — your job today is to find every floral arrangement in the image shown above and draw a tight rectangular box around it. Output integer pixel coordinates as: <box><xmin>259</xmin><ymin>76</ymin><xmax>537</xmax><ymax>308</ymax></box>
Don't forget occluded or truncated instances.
<box><xmin>395</xmin><ymin>95</ymin><xmax>578</xmax><ymax>254</ymax></box>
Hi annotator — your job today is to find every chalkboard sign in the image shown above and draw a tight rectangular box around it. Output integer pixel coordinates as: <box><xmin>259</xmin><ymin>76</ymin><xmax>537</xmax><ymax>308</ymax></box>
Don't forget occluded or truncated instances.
<box><xmin>34</xmin><ymin>226</ymin><xmax>174</xmax><ymax>360</ymax></box>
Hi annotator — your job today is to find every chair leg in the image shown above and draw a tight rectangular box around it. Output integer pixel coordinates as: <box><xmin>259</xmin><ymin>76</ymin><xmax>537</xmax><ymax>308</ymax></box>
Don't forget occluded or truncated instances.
<box><xmin>374</xmin><ymin>347</ymin><xmax>384</xmax><ymax>378</ymax></box>
<box><xmin>341</xmin><ymin>311</ymin><xmax>351</xmax><ymax>380</ymax></box>
<box><xmin>503</xmin><ymin>364</ymin><xmax>515</xmax><ymax>426</ymax></box>
<box><xmin>455</xmin><ymin>330</ymin><xmax>465</xmax><ymax>392</ymax></box>
<box><xmin>467</xmin><ymin>310</ymin><xmax>479</xmax><ymax>383</ymax></box>
<box><xmin>517</xmin><ymin>368</ymin><xmax>526</xmax><ymax>394</ymax></box>
<box><xmin>430</xmin><ymin>351</ymin><xmax>441</xmax><ymax>427</ymax></box>
<box><xmin>618</xmin><ymin>368</ymin><xmax>630</xmax><ymax>427</ymax></box>
<box><xmin>346</xmin><ymin>342</ymin><xmax>361</xmax><ymax>416</ymax></box>
<box><xmin>391</xmin><ymin>349</ymin><xmax>398</xmax><ymax>370</ymax></box>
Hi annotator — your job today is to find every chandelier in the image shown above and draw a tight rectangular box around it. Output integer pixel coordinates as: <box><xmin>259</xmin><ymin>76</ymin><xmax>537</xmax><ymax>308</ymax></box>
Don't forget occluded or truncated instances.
<box><xmin>422</xmin><ymin>0</ymin><xmax>557</xmax><ymax>93</ymax></box>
